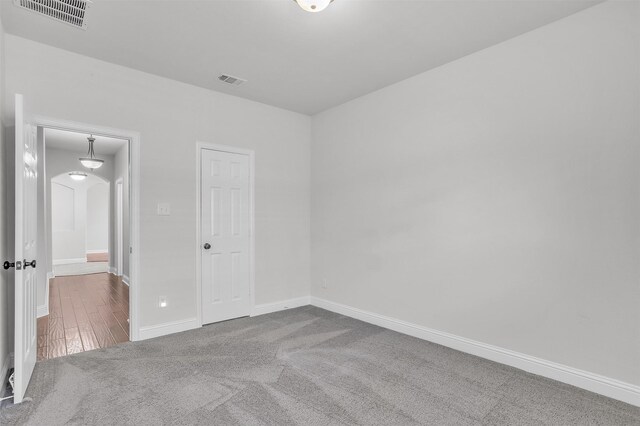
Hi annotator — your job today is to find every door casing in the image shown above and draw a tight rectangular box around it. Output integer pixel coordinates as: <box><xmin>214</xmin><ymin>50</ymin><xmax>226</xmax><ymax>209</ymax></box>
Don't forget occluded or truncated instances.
<box><xmin>116</xmin><ymin>178</ymin><xmax>124</xmax><ymax>276</ymax></box>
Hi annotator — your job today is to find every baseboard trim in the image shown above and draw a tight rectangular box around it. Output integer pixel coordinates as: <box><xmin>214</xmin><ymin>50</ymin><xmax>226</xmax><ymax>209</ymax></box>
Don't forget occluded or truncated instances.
<box><xmin>309</xmin><ymin>297</ymin><xmax>640</xmax><ymax>407</ymax></box>
<box><xmin>36</xmin><ymin>303</ymin><xmax>49</xmax><ymax>318</ymax></box>
<box><xmin>47</xmin><ymin>271</ymin><xmax>55</xmax><ymax>280</ymax></box>
<box><xmin>122</xmin><ymin>275</ymin><xmax>130</xmax><ymax>286</ymax></box>
<box><xmin>138</xmin><ymin>317</ymin><xmax>200</xmax><ymax>341</ymax></box>
<box><xmin>52</xmin><ymin>257</ymin><xmax>86</xmax><ymax>265</ymax></box>
<box><xmin>252</xmin><ymin>296</ymin><xmax>311</xmax><ymax>317</ymax></box>
<box><xmin>86</xmin><ymin>249</ymin><xmax>108</xmax><ymax>254</ymax></box>
<box><xmin>108</xmin><ymin>266</ymin><xmax>118</xmax><ymax>275</ymax></box>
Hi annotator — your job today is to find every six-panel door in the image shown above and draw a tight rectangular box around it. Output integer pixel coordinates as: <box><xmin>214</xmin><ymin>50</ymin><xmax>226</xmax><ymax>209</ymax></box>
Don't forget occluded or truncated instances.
<box><xmin>201</xmin><ymin>149</ymin><xmax>251</xmax><ymax>324</ymax></box>
<box><xmin>14</xmin><ymin>94</ymin><xmax>38</xmax><ymax>404</ymax></box>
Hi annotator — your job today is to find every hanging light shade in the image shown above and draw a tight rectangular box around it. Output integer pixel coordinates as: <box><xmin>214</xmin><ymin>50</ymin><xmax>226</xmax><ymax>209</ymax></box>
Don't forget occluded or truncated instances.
<box><xmin>79</xmin><ymin>135</ymin><xmax>104</xmax><ymax>170</ymax></box>
<box><xmin>68</xmin><ymin>171</ymin><xmax>87</xmax><ymax>181</ymax></box>
<box><xmin>294</xmin><ymin>0</ymin><xmax>333</xmax><ymax>13</ymax></box>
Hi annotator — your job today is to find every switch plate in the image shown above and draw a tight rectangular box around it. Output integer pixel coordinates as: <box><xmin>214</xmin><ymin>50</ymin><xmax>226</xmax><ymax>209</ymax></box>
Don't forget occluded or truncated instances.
<box><xmin>157</xmin><ymin>203</ymin><xmax>171</xmax><ymax>216</ymax></box>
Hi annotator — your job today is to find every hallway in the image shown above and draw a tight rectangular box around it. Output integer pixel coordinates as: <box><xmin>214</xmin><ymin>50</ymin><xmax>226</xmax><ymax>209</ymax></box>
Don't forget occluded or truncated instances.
<box><xmin>37</xmin><ymin>273</ymin><xmax>129</xmax><ymax>360</ymax></box>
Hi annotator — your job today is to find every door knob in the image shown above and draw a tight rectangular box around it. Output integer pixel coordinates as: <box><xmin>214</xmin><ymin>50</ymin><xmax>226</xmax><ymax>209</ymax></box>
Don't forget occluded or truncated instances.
<box><xmin>3</xmin><ymin>261</ymin><xmax>22</xmax><ymax>270</ymax></box>
<box><xmin>24</xmin><ymin>260</ymin><xmax>36</xmax><ymax>269</ymax></box>
<box><xmin>203</xmin><ymin>243</ymin><xmax>211</xmax><ymax>250</ymax></box>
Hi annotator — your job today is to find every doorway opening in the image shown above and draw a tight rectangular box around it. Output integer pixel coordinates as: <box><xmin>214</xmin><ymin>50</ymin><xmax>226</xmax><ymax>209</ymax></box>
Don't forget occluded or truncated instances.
<box><xmin>37</xmin><ymin>127</ymin><xmax>131</xmax><ymax>360</ymax></box>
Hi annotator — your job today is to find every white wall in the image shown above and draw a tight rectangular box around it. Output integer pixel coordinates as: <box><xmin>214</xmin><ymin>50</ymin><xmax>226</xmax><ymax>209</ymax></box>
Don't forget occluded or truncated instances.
<box><xmin>51</xmin><ymin>182</ymin><xmax>73</xmax><ymax>231</ymax></box>
<box><xmin>311</xmin><ymin>0</ymin><xmax>640</xmax><ymax>387</ymax></box>
<box><xmin>51</xmin><ymin>177</ymin><xmax>86</xmax><ymax>262</ymax></box>
<box><xmin>4</xmin><ymin>36</ymin><xmax>312</xmax><ymax>329</ymax></box>
<box><xmin>86</xmin><ymin>182</ymin><xmax>109</xmax><ymax>253</ymax></box>
<box><xmin>50</xmin><ymin>174</ymin><xmax>108</xmax><ymax>262</ymax></box>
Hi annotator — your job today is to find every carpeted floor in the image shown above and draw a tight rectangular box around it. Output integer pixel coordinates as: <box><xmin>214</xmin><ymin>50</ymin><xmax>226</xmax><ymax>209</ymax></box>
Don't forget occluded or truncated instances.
<box><xmin>53</xmin><ymin>262</ymin><xmax>109</xmax><ymax>277</ymax></box>
<box><xmin>1</xmin><ymin>306</ymin><xmax>639</xmax><ymax>425</ymax></box>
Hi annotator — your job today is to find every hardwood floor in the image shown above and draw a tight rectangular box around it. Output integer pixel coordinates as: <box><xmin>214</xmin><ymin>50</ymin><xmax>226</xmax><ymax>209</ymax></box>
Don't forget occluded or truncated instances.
<box><xmin>37</xmin><ymin>273</ymin><xmax>129</xmax><ymax>361</ymax></box>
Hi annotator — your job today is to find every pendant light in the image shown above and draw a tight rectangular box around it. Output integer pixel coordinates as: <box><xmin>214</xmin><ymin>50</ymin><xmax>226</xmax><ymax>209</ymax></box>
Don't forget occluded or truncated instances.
<box><xmin>68</xmin><ymin>171</ymin><xmax>87</xmax><ymax>181</ymax></box>
<box><xmin>79</xmin><ymin>135</ymin><xmax>104</xmax><ymax>170</ymax></box>
<box><xmin>294</xmin><ymin>0</ymin><xmax>333</xmax><ymax>13</ymax></box>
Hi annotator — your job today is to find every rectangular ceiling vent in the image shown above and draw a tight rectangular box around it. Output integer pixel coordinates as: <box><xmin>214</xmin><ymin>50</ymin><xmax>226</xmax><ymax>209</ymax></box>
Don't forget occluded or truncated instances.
<box><xmin>218</xmin><ymin>75</ymin><xmax>247</xmax><ymax>87</ymax></box>
<box><xmin>14</xmin><ymin>0</ymin><xmax>92</xmax><ymax>30</ymax></box>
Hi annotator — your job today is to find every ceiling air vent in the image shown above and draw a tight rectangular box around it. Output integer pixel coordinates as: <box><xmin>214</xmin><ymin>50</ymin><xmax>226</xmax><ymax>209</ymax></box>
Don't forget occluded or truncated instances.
<box><xmin>218</xmin><ymin>75</ymin><xmax>247</xmax><ymax>87</ymax></box>
<box><xmin>14</xmin><ymin>0</ymin><xmax>92</xmax><ymax>30</ymax></box>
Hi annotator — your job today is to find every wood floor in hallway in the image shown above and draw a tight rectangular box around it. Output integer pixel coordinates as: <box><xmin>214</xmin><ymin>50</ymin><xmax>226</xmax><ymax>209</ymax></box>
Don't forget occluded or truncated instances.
<box><xmin>37</xmin><ymin>273</ymin><xmax>130</xmax><ymax>361</ymax></box>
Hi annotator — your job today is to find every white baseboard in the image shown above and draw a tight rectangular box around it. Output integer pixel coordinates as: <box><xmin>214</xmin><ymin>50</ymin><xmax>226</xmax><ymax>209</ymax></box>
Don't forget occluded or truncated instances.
<box><xmin>107</xmin><ymin>267</ymin><xmax>129</xmax><ymax>286</ymax></box>
<box><xmin>52</xmin><ymin>257</ymin><xmax>86</xmax><ymax>265</ymax></box>
<box><xmin>252</xmin><ymin>296</ymin><xmax>311</xmax><ymax>317</ymax></box>
<box><xmin>310</xmin><ymin>297</ymin><xmax>640</xmax><ymax>407</ymax></box>
<box><xmin>86</xmin><ymin>249</ymin><xmax>108</xmax><ymax>254</ymax></box>
<box><xmin>138</xmin><ymin>317</ymin><xmax>200</xmax><ymax>340</ymax></box>
<box><xmin>37</xmin><ymin>302</ymin><xmax>49</xmax><ymax>318</ymax></box>
<box><xmin>47</xmin><ymin>271</ymin><xmax>55</xmax><ymax>280</ymax></box>
<box><xmin>138</xmin><ymin>297</ymin><xmax>310</xmax><ymax>342</ymax></box>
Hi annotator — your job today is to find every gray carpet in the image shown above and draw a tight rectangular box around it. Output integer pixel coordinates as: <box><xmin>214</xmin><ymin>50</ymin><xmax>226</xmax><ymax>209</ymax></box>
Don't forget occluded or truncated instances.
<box><xmin>1</xmin><ymin>306</ymin><xmax>639</xmax><ymax>425</ymax></box>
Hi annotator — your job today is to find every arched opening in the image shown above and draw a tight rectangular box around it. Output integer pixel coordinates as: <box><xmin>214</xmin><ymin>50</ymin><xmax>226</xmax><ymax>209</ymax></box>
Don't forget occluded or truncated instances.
<box><xmin>50</xmin><ymin>171</ymin><xmax>110</xmax><ymax>275</ymax></box>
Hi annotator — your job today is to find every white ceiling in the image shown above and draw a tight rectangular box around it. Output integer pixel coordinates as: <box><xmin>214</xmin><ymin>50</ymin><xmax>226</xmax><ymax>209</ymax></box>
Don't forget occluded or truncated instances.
<box><xmin>1</xmin><ymin>0</ymin><xmax>601</xmax><ymax>115</ymax></box>
<box><xmin>45</xmin><ymin>128</ymin><xmax>128</xmax><ymax>155</ymax></box>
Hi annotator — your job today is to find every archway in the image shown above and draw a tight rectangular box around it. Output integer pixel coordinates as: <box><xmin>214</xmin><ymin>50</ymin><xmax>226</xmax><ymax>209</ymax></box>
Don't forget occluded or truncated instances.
<box><xmin>50</xmin><ymin>171</ymin><xmax>110</xmax><ymax>275</ymax></box>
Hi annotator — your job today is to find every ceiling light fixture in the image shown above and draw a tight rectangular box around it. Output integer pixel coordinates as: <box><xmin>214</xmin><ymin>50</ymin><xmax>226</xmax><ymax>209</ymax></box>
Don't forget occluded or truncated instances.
<box><xmin>68</xmin><ymin>171</ymin><xmax>88</xmax><ymax>181</ymax></box>
<box><xmin>79</xmin><ymin>135</ymin><xmax>104</xmax><ymax>170</ymax></box>
<box><xmin>294</xmin><ymin>0</ymin><xmax>333</xmax><ymax>13</ymax></box>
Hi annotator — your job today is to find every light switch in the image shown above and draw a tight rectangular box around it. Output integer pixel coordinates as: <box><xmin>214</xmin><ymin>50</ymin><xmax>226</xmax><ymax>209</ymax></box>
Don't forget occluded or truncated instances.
<box><xmin>157</xmin><ymin>203</ymin><xmax>171</xmax><ymax>216</ymax></box>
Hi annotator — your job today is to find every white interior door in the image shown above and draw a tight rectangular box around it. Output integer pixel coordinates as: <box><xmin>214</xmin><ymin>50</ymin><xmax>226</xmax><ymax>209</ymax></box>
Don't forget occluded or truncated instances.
<box><xmin>201</xmin><ymin>148</ymin><xmax>252</xmax><ymax>324</ymax></box>
<box><xmin>13</xmin><ymin>94</ymin><xmax>38</xmax><ymax>404</ymax></box>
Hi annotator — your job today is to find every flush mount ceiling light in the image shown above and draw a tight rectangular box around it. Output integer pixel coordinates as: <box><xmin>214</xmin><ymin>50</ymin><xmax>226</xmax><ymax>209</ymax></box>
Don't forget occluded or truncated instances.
<box><xmin>68</xmin><ymin>171</ymin><xmax>87</xmax><ymax>181</ymax></box>
<box><xmin>79</xmin><ymin>135</ymin><xmax>104</xmax><ymax>170</ymax></box>
<box><xmin>294</xmin><ymin>0</ymin><xmax>333</xmax><ymax>13</ymax></box>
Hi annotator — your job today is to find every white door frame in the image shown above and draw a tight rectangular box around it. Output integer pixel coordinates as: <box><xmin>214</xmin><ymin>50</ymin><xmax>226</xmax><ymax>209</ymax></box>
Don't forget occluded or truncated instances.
<box><xmin>33</xmin><ymin>115</ymin><xmax>142</xmax><ymax>341</ymax></box>
<box><xmin>116</xmin><ymin>178</ymin><xmax>124</xmax><ymax>276</ymax></box>
<box><xmin>195</xmin><ymin>142</ymin><xmax>255</xmax><ymax>327</ymax></box>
